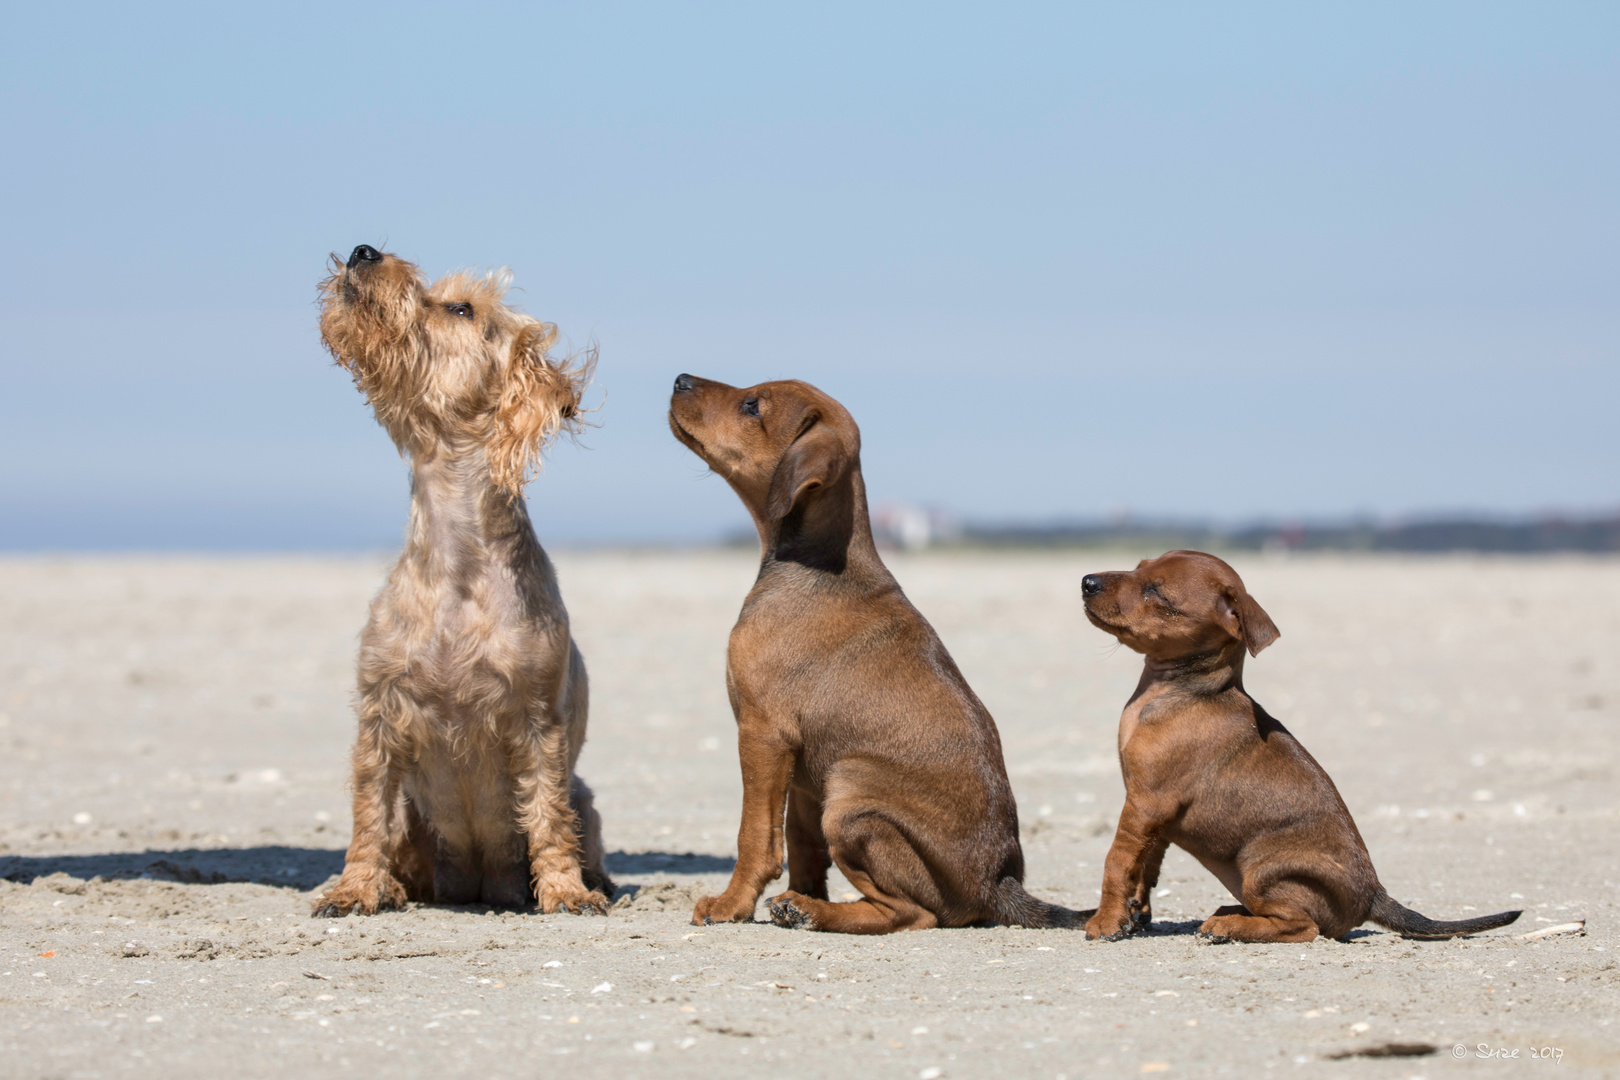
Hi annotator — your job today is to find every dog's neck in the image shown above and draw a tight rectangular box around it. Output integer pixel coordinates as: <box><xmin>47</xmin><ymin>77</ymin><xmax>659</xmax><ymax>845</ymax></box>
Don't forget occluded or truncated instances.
<box><xmin>405</xmin><ymin>448</ymin><xmax>538</xmax><ymax>580</ymax></box>
<box><xmin>757</xmin><ymin>466</ymin><xmax>890</xmax><ymax>587</ymax></box>
<box><xmin>1135</xmin><ymin>643</ymin><xmax>1249</xmax><ymax>700</ymax></box>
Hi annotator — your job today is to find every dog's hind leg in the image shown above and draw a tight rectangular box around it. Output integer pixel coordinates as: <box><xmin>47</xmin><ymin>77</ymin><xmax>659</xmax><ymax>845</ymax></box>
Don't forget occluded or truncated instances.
<box><xmin>390</xmin><ymin>795</ymin><xmax>436</xmax><ymax>903</ymax></box>
<box><xmin>1198</xmin><ymin>908</ymin><xmax>1318</xmax><ymax>943</ymax></box>
<box><xmin>785</xmin><ymin>786</ymin><xmax>831</xmax><ymax>900</ymax></box>
<box><xmin>770</xmin><ymin>811</ymin><xmax>940</xmax><ymax>934</ymax></box>
<box><xmin>433</xmin><ymin>841</ymin><xmax>485</xmax><ymax>905</ymax></box>
<box><xmin>570</xmin><ymin>775</ymin><xmax>615</xmax><ymax>899</ymax></box>
<box><xmin>770</xmin><ymin>889</ymin><xmax>938</xmax><ymax>933</ymax></box>
<box><xmin>1200</xmin><ymin>877</ymin><xmax>1321</xmax><ymax>942</ymax></box>
<box><xmin>475</xmin><ymin>832</ymin><xmax>530</xmax><ymax>909</ymax></box>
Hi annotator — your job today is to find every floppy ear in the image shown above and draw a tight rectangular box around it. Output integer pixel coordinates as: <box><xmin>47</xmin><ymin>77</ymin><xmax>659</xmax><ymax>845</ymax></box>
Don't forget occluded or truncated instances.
<box><xmin>765</xmin><ymin>420</ymin><xmax>847</xmax><ymax>521</ymax></box>
<box><xmin>488</xmin><ymin>321</ymin><xmax>595</xmax><ymax>495</ymax></box>
<box><xmin>1219</xmin><ymin>586</ymin><xmax>1280</xmax><ymax>657</ymax></box>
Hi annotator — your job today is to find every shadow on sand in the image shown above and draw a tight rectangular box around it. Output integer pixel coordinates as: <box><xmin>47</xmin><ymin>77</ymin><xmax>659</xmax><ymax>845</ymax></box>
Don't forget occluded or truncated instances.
<box><xmin>605</xmin><ymin>850</ymin><xmax>736</xmax><ymax>876</ymax></box>
<box><xmin>0</xmin><ymin>846</ymin><xmax>346</xmax><ymax>891</ymax></box>
<box><xmin>1</xmin><ymin>848</ymin><xmax>736</xmax><ymax>896</ymax></box>
<box><xmin>1125</xmin><ymin>919</ymin><xmax>1385</xmax><ymax>941</ymax></box>
<box><xmin>1139</xmin><ymin>918</ymin><xmax>1209</xmax><ymax>936</ymax></box>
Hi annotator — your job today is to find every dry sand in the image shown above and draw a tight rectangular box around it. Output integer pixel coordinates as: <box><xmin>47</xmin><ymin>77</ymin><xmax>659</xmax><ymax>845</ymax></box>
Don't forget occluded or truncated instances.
<box><xmin>0</xmin><ymin>549</ymin><xmax>1616</xmax><ymax>1078</ymax></box>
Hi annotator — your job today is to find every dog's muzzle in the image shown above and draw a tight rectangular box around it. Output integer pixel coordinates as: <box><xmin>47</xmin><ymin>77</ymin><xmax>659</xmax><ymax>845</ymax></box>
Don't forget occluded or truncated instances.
<box><xmin>347</xmin><ymin>244</ymin><xmax>384</xmax><ymax>269</ymax></box>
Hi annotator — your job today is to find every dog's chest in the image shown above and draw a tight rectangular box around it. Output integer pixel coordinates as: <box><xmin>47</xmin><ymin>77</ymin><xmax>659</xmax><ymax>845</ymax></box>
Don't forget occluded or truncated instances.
<box><xmin>369</xmin><ymin>575</ymin><xmax>555</xmax><ymax>713</ymax></box>
<box><xmin>1116</xmin><ymin>686</ymin><xmax>1188</xmax><ymax>784</ymax></box>
<box><xmin>1117</xmin><ymin>694</ymin><xmax>1151</xmax><ymax>759</ymax></box>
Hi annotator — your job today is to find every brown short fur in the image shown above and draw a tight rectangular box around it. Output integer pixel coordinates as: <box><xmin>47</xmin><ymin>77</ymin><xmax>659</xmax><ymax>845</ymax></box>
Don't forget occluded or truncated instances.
<box><xmin>668</xmin><ymin>373</ymin><xmax>1079</xmax><ymax>934</ymax></box>
<box><xmin>1080</xmin><ymin>550</ymin><xmax>1519</xmax><ymax>943</ymax></box>
<box><xmin>311</xmin><ymin>244</ymin><xmax>611</xmax><ymax>917</ymax></box>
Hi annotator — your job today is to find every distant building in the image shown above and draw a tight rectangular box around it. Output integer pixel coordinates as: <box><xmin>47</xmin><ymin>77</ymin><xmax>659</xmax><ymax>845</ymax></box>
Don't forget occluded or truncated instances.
<box><xmin>872</xmin><ymin>504</ymin><xmax>961</xmax><ymax>551</ymax></box>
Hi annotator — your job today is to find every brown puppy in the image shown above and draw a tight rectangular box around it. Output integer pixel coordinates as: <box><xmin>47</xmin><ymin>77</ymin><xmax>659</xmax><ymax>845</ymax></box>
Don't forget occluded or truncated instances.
<box><xmin>668</xmin><ymin>374</ymin><xmax>1077</xmax><ymax>934</ymax></box>
<box><xmin>1081</xmin><ymin>550</ymin><xmax>1520</xmax><ymax>943</ymax></box>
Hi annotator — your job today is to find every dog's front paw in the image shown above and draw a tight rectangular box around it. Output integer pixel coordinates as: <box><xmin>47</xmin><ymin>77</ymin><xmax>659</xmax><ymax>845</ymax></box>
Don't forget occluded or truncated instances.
<box><xmin>311</xmin><ymin>870</ymin><xmax>407</xmax><ymax>918</ymax></box>
<box><xmin>691</xmin><ymin>892</ymin><xmax>758</xmax><ymax>925</ymax></box>
<box><xmin>1129</xmin><ymin>897</ymin><xmax>1153</xmax><ymax>931</ymax></box>
<box><xmin>768</xmin><ymin>891</ymin><xmax>814</xmax><ymax>930</ymax></box>
<box><xmin>538</xmin><ymin>882</ymin><xmax>611</xmax><ymax>915</ymax></box>
<box><xmin>1084</xmin><ymin>910</ymin><xmax>1137</xmax><ymax>942</ymax></box>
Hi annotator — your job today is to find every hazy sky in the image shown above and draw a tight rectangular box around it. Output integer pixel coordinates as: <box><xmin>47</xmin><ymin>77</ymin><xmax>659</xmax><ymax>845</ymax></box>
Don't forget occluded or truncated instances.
<box><xmin>2</xmin><ymin>3</ymin><xmax>1615</xmax><ymax>547</ymax></box>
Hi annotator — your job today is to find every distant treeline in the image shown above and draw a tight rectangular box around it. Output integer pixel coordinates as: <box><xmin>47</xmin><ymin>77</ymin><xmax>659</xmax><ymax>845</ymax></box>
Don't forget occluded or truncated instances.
<box><xmin>953</xmin><ymin>513</ymin><xmax>1620</xmax><ymax>554</ymax></box>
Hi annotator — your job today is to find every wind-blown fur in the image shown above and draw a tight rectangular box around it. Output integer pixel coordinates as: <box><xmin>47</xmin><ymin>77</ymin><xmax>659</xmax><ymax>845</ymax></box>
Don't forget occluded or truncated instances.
<box><xmin>311</xmin><ymin>245</ymin><xmax>611</xmax><ymax>916</ymax></box>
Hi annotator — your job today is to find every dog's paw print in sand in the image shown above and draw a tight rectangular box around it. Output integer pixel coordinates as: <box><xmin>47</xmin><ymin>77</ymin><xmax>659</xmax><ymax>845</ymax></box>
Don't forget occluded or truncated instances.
<box><xmin>611</xmin><ymin>881</ymin><xmax>708</xmax><ymax>913</ymax></box>
<box><xmin>25</xmin><ymin>871</ymin><xmax>89</xmax><ymax>895</ymax></box>
<box><xmin>175</xmin><ymin>938</ymin><xmax>224</xmax><ymax>961</ymax></box>
<box><xmin>9</xmin><ymin>872</ymin><xmax>256</xmax><ymax>924</ymax></box>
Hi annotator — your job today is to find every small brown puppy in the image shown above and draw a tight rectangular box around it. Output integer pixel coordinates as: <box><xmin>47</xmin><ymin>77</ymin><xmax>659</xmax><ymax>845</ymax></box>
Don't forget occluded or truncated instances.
<box><xmin>668</xmin><ymin>374</ymin><xmax>1077</xmax><ymax>934</ymax></box>
<box><xmin>1081</xmin><ymin>550</ymin><xmax>1520</xmax><ymax>943</ymax></box>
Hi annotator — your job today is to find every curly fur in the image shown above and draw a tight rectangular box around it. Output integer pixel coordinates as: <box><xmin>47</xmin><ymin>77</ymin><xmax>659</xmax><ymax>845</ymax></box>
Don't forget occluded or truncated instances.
<box><xmin>311</xmin><ymin>246</ymin><xmax>611</xmax><ymax>917</ymax></box>
<box><xmin>490</xmin><ymin>319</ymin><xmax>594</xmax><ymax>494</ymax></box>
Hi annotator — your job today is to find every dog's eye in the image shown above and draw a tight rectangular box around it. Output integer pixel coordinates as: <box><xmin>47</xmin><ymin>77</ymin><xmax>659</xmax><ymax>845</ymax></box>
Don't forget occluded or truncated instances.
<box><xmin>742</xmin><ymin>397</ymin><xmax>761</xmax><ymax>418</ymax></box>
<box><xmin>1143</xmin><ymin>582</ymin><xmax>1163</xmax><ymax>600</ymax></box>
<box><xmin>447</xmin><ymin>303</ymin><xmax>474</xmax><ymax>320</ymax></box>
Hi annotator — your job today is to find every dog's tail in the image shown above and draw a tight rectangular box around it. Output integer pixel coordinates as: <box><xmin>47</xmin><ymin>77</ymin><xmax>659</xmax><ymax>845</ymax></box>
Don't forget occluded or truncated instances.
<box><xmin>1368</xmin><ymin>888</ymin><xmax>1521</xmax><ymax>939</ymax></box>
<box><xmin>992</xmin><ymin>877</ymin><xmax>1088</xmax><ymax>929</ymax></box>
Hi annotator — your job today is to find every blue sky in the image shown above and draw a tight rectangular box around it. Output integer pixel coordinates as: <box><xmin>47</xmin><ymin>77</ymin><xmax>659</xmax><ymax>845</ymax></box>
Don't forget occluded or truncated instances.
<box><xmin>2</xmin><ymin>2</ymin><xmax>1615</xmax><ymax>547</ymax></box>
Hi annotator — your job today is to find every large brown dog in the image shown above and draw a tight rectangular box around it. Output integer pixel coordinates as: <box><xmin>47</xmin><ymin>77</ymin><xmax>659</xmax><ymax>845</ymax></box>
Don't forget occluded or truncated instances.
<box><xmin>1080</xmin><ymin>550</ymin><xmax>1519</xmax><ymax>942</ymax></box>
<box><xmin>669</xmin><ymin>374</ymin><xmax>1077</xmax><ymax>933</ymax></box>
<box><xmin>311</xmin><ymin>245</ymin><xmax>611</xmax><ymax>917</ymax></box>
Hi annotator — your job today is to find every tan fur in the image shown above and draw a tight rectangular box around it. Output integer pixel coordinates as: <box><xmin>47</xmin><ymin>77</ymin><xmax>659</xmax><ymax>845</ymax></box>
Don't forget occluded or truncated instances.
<box><xmin>311</xmin><ymin>245</ymin><xmax>610</xmax><ymax>917</ymax></box>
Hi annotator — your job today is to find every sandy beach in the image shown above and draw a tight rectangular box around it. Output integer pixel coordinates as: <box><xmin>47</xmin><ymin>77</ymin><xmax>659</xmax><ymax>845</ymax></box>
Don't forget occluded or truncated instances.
<box><xmin>1</xmin><ymin>549</ymin><xmax>1616</xmax><ymax>1078</ymax></box>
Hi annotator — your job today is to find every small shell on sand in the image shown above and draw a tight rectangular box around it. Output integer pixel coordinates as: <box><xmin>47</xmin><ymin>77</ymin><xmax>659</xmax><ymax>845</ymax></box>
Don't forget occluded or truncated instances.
<box><xmin>1520</xmin><ymin>921</ymin><xmax>1585</xmax><ymax>940</ymax></box>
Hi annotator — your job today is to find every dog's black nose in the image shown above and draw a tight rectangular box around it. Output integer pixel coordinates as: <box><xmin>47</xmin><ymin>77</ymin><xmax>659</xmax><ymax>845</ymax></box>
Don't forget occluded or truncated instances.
<box><xmin>673</xmin><ymin>373</ymin><xmax>695</xmax><ymax>394</ymax></box>
<box><xmin>347</xmin><ymin>244</ymin><xmax>383</xmax><ymax>269</ymax></box>
<box><xmin>1081</xmin><ymin>574</ymin><xmax>1104</xmax><ymax>597</ymax></box>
